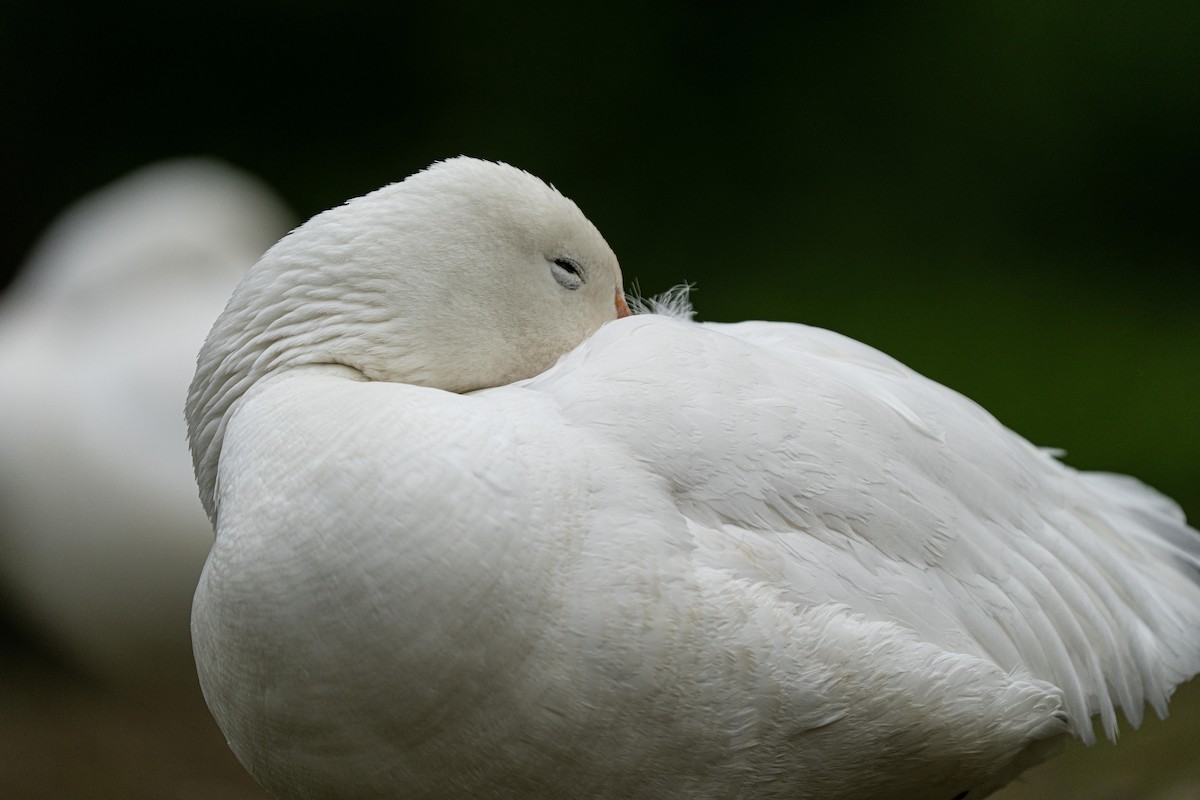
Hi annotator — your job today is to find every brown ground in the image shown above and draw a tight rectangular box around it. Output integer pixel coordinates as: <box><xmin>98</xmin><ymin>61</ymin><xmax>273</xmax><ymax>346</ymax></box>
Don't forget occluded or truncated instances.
<box><xmin>994</xmin><ymin>678</ymin><xmax>1200</xmax><ymax>800</ymax></box>
<box><xmin>1</xmin><ymin>618</ymin><xmax>1196</xmax><ymax>799</ymax></box>
<box><xmin>0</xmin><ymin>622</ymin><xmax>269</xmax><ymax>800</ymax></box>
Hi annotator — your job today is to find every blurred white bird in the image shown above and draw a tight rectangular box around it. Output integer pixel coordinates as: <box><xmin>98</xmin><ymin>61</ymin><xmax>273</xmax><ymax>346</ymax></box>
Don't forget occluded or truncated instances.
<box><xmin>0</xmin><ymin>159</ymin><xmax>292</xmax><ymax>687</ymax></box>
<box><xmin>186</xmin><ymin>157</ymin><xmax>1200</xmax><ymax>800</ymax></box>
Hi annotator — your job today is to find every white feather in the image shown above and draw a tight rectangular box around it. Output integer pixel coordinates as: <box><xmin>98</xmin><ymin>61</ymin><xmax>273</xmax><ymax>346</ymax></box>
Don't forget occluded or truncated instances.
<box><xmin>186</xmin><ymin>158</ymin><xmax>1200</xmax><ymax>800</ymax></box>
<box><xmin>0</xmin><ymin>159</ymin><xmax>292</xmax><ymax>685</ymax></box>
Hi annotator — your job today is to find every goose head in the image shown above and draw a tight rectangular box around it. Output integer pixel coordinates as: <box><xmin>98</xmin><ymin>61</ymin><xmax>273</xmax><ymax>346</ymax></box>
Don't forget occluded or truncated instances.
<box><xmin>187</xmin><ymin>156</ymin><xmax>630</xmax><ymax>522</ymax></box>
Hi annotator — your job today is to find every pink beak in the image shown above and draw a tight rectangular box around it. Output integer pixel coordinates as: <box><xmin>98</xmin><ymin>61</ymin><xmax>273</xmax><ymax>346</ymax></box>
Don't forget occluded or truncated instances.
<box><xmin>615</xmin><ymin>290</ymin><xmax>633</xmax><ymax>319</ymax></box>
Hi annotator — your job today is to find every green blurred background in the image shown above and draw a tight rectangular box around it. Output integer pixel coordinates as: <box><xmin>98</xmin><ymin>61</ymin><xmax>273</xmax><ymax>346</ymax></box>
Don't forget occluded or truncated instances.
<box><xmin>2</xmin><ymin>1</ymin><xmax>1198</xmax><ymax>798</ymax></box>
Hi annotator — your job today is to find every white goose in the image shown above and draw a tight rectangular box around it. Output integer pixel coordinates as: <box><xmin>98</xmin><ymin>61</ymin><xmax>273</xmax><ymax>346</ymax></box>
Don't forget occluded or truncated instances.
<box><xmin>186</xmin><ymin>157</ymin><xmax>1200</xmax><ymax>800</ymax></box>
<box><xmin>0</xmin><ymin>159</ymin><xmax>292</xmax><ymax>686</ymax></box>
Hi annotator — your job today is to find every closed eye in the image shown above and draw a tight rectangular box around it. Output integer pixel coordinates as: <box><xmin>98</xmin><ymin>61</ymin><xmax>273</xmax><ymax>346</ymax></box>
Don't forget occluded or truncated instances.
<box><xmin>551</xmin><ymin>257</ymin><xmax>585</xmax><ymax>290</ymax></box>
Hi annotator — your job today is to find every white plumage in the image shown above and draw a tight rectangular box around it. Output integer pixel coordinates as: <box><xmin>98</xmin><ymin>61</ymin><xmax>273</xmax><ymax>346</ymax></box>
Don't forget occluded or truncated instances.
<box><xmin>0</xmin><ymin>159</ymin><xmax>292</xmax><ymax>685</ymax></box>
<box><xmin>186</xmin><ymin>157</ymin><xmax>1200</xmax><ymax>799</ymax></box>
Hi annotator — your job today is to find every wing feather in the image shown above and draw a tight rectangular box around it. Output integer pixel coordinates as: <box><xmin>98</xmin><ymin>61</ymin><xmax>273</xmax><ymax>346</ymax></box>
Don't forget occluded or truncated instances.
<box><xmin>529</xmin><ymin>315</ymin><xmax>1200</xmax><ymax>742</ymax></box>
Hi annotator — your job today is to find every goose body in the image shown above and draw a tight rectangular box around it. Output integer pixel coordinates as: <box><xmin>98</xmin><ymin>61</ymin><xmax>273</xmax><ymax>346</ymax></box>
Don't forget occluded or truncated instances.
<box><xmin>187</xmin><ymin>158</ymin><xmax>1200</xmax><ymax>799</ymax></box>
<box><xmin>0</xmin><ymin>159</ymin><xmax>292</xmax><ymax>684</ymax></box>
